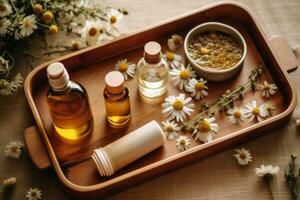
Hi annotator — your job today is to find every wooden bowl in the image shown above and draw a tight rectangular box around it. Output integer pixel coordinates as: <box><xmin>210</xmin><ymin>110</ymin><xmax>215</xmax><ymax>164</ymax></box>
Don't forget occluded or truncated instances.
<box><xmin>184</xmin><ymin>22</ymin><xmax>247</xmax><ymax>81</ymax></box>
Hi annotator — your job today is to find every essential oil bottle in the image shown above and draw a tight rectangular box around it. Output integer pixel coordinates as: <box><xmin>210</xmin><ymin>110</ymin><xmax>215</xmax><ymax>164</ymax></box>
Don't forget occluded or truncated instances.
<box><xmin>103</xmin><ymin>71</ymin><xmax>131</xmax><ymax>127</ymax></box>
<box><xmin>47</xmin><ymin>62</ymin><xmax>94</xmax><ymax>142</ymax></box>
<box><xmin>137</xmin><ymin>41</ymin><xmax>169</xmax><ymax>101</ymax></box>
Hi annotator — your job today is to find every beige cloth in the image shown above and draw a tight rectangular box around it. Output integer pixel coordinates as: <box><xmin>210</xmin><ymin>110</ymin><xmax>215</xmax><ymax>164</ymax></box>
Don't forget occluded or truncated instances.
<box><xmin>1</xmin><ymin>0</ymin><xmax>300</xmax><ymax>199</ymax></box>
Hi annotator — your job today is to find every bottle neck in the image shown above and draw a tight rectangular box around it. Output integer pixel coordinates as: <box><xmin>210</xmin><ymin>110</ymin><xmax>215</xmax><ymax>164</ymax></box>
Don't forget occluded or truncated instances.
<box><xmin>51</xmin><ymin>81</ymin><xmax>70</xmax><ymax>92</ymax></box>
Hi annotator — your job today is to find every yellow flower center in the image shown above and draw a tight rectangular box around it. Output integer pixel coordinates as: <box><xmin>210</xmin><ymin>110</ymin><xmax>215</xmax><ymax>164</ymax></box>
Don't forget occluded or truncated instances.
<box><xmin>31</xmin><ymin>191</ymin><xmax>37</xmax><ymax>197</ymax></box>
<box><xmin>99</xmin><ymin>28</ymin><xmax>104</xmax><ymax>34</ymax></box>
<box><xmin>49</xmin><ymin>25</ymin><xmax>58</xmax><ymax>34</ymax></box>
<box><xmin>240</xmin><ymin>153</ymin><xmax>246</xmax><ymax>159</ymax></box>
<box><xmin>0</xmin><ymin>5</ymin><xmax>6</xmax><ymax>12</ymax></box>
<box><xmin>179</xmin><ymin>139</ymin><xmax>186</xmax><ymax>145</ymax></box>
<box><xmin>252</xmin><ymin>107</ymin><xmax>260</xmax><ymax>115</ymax></box>
<box><xmin>166</xmin><ymin>52</ymin><xmax>175</xmax><ymax>61</ymax></box>
<box><xmin>179</xmin><ymin>70</ymin><xmax>189</xmax><ymax>80</ymax></box>
<box><xmin>195</xmin><ymin>82</ymin><xmax>204</xmax><ymax>91</ymax></box>
<box><xmin>34</xmin><ymin>4</ymin><xmax>43</xmax><ymax>14</ymax></box>
<box><xmin>172</xmin><ymin>100</ymin><xmax>184</xmax><ymax>110</ymax></box>
<box><xmin>88</xmin><ymin>27</ymin><xmax>97</xmax><ymax>36</ymax></box>
<box><xmin>23</xmin><ymin>19</ymin><xmax>30</xmax><ymax>28</ymax></box>
<box><xmin>165</xmin><ymin>125</ymin><xmax>173</xmax><ymax>132</ymax></box>
<box><xmin>110</xmin><ymin>16</ymin><xmax>117</xmax><ymax>24</ymax></box>
<box><xmin>72</xmin><ymin>42</ymin><xmax>79</xmax><ymax>51</ymax></box>
<box><xmin>118</xmin><ymin>63</ymin><xmax>128</xmax><ymax>72</ymax></box>
<box><xmin>173</xmin><ymin>37</ymin><xmax>182</xmax><ymax>45</ymax></box>
<box><xmin>198</xmin><ymin>119</ymin><xmax>211</xmax><ymax>132</ymax></box>
<box><xmin>263</xmin><ymin>84</ymin><xmax>270</xmax><ymax>90</ymax></box>
<box><xmin>266</xmin><ymin>106</ymin><xmax>272</xmax><ymax>112</ymax></box>
<box><xmin>234</xmin><ymin>110</ymin><xmax>241</xmax><ymax>118</ymax></box>
<box><xmin>43</xmin><ymin>11</ymin><xmax>53</xmax><ymax>22</ymax></box>
<box><xmin>11</xmin><ymin>146</ymin><xmax>18</xmax><ymax>153</ymax></box>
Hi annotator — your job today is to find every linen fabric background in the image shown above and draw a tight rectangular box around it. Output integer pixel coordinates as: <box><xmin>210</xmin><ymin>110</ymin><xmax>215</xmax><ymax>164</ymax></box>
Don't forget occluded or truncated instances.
<box><xmin>1</xmin><ymin>0</ymin><xmax>300</xmax><ymax>199</ymax></box>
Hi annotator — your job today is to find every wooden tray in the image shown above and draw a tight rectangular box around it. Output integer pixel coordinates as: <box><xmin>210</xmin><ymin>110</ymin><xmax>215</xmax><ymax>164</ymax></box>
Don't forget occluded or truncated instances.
<box><xmin>24</xmin><ymin>2</ymin><xmax>298</xmax><ymax>199</ymax></box>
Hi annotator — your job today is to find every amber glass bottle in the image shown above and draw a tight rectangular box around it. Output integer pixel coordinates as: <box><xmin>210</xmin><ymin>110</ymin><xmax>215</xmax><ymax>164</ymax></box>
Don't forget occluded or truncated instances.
<box><xmin>47</xmin><ymin>62</ymin><xmax>93</xmax><ymax>142</ymax></box>
<box><xmin>103</xmin><ymin>71</ymin><xmax>131</xmax><ymax>127</ymax></box>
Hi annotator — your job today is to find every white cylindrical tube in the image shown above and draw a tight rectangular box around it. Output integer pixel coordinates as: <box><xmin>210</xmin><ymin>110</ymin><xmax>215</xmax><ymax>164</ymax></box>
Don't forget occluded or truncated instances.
<box><xmin>92</xmin><ymin>120</ymin><xmax>165</xmax><ymax>176</ymax></box>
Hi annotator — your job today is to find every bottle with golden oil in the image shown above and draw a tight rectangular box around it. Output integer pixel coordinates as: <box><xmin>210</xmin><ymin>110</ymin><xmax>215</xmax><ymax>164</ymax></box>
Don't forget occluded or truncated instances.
<box><xmin>46</xmin><ymin>62</ymin><xmax>93</xmax><ymax>142</ymax></box>
<box><xmin>137</xmin><ymin>41</ymin><xmax>169</xmax><ymax>101</ymax></box>
<box><xmin>103</xmin><ymin>71</ymin><xmax>131</xmax><ymax>127</ymax></box>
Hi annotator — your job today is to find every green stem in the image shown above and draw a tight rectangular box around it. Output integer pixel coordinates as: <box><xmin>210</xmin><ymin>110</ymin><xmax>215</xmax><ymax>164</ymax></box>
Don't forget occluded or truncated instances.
<box><xmin>9</xmin><ymin>0</ymin><xmax>19</xmax><ymax>18</ymax></box>
<box><xmin>265</xmin><ymin>176</ymin><xmax>275</xmax><ymax>200</ymax></box>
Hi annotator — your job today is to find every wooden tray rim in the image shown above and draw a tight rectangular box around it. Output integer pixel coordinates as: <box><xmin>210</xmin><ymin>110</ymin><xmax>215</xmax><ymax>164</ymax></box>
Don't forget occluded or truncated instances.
<box><xmin>24</xmin><ymin>1</ymin><xmax>298</xmax><ymax>193</ymax></box>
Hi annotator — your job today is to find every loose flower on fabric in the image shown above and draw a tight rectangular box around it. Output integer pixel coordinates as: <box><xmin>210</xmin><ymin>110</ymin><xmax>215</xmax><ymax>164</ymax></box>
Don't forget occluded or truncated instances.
<box><xmin>84</xmin><ymin>22</ymin><xmax>105</xmax><ymax>46</ymax></box>
<box><xmin>233</xmin><ymin>148</ymin><xmax>252</xmax><ymax>166</ymax></box>
<box><xmin>170</xmin><ymin>64</ymin><xmax>196</xmax><ymax>91</ymax></box>
<box><xmin>168</xmin><ymin>34</ymin><xmax>183</xmax><ymax>51</ymax></box>
<box><xmin>20</xmin><ymin>15</ymin><xmax>38</xmax><ymax>37</ymax></box>
<box><xmin>176</xmin><ymin>136</ymin><xmax>191</xmax><ymax>152</ymax></box>
<box><xmin>192</xmin><ymin>117</ymin><xmax>219</xmax><ymax>143</ymax></box>
<box><xmin>162</xmin><ymin>93</ymin><xmax>194</xmax><ymax>122</ymax></box>
<box><xmin>106</xmin><ymin>8</ymin><xmax>124</xmax><ymax>30</ymax></box>
<box><xmin>4</xmin><ymin>141</ymin><xmax>24</xmax><ymax>159</ymax></box>
<box><xmin>255</xmin><ymin>164</ymin><xmax>279</xmax><ymax>200</ymax></box>
<box><xmin>3</xmin><ymin>177</ymin><xmax>16</xmax><ymax>189</ymax></box>
<box><xmin>164</xmin><ymin>51</ymin><xmax>182</xmax><ymax>69</ymax></box>
<box><xmin>26</xmin><ymin>188</ymin><xmax>42</xmax><ymax>200</ymax></box>
<box><xmin>255</xmin><ymin>164</ymin><xmax>280</xmax><ymax>177</ymax></box>
<box><xmin>186</xmin><ymin>78</ymin><xmax>208</xmax><ymax>100</ymax></box>
<box><xmin>258</xmin><ymin>81</ymin><xmax>277</xmax><ymax>98</ymax></box>
<box><xmin>0</xmin><ymin>1</ymin><xmax>12</xmax><ymax>17</ymax></box>
<box><xmin>162</xmin><ymin>120</ymin><xmax>180</xmax><ymax>140</ymax></box>
<box><xmin>0</xmin><ymin>73</ymin><xmax>23</xmax><ymax>96</ymax></box>
<box><xmin>227</xmin><ymin>107</ymin><xmax>246</xmax><ymax>124</ymax></box>
<box><xmin>115</xmin><ymin>59</ymin><xmax>136</xmax><ymax>80</ymax></box>
<box><xmin>244</xmin><ymin>100</ymin><xmax>268</xmax><ymax>122</ymax></box>
<box><xmin>0</xmin><ymin>18</ymin><xmax>11</xmax><ymax>36</ymax></box>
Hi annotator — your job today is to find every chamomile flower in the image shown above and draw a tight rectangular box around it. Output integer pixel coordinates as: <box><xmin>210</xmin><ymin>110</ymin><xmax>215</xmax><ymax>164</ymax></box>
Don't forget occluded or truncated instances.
<box><xmin>244</xmin><ymin>100</ymin><xmax>268</xmax><ymax>122</ymax></box>
<box><xmin>0</xmin><ymin>73</ymin><xmax>23</xmax><ymax>96</ymax></box>
<box><xmin>162</xmin><ymin>93</ymin><xmax>194</xmax><ymax>122</ymax></box>
<box><xmin>176</xmin><ymin>136</ymin><xmax>191</xmax><ymax>152</ymax></box>
<box><xmin>3</xmin><ymin>177</ymin><xmax>16</xmax><ymax>188</ymax></box>
<box><xmin>84</xmin><ymin>22</ymin><xmax>104</xmax><ymax>46</ymax></box>
<box><xmin>168</xmin><ymin>34</ymin><xmax>183</xmax><ymax>51</ymax></box>
<box><xmin>170</xmin><ymin>64</ymin><xmax>196</xmax><ymax>91</ymax></box>
<box><xmin>233</xmin><ymin>148</ymin><xmax>252</xmax><ymax>166</ymax></box>
<box><xmin>4</xmin><ymin>141</ymin><xmax>24</xmax><ymax>159</ymax></box>
<box><xmin>186</xmin><ymin>78</ymin><xmax>208</xmax><ymax>100</ymax></box>
<box><xmin>0</xmin><ymin>1</ymin><xmax>12</xmax><ymax>17</ymax></box>
<box><xmin>115</xmin><ymin>59</ymin><xmax>136</xmax><ymax>80</ymax></box>
<box><xmin>192</xmin><ymin>117</ymin><xmax>219</xmax><ymax>143</ymax></box>
<box><xmin>164</xmin><ymin>51</ymin><xmax>182</xmax><ymax>69</ymax></box>
<box><xmin>107</xmin><ymin>8</ymin><xmax>123</xmax><ymax>27</ymax></box>
<box><xmin>255</xmin><ymin>165</ymin><xmax>280</xmax><ymax>177</ymax></box>
<box><xmin>227</xmin><ymin>107</ymin><xmax>246</xmax><ymax>124</ymax></box>
<box><xmin>0</xmin><ymin>18</ymin><xmax>11</xmax><ymax>36</ymax></box>
<box><xmin>258</xmin><ymin>81</ymin><xmax>277</xmax><ymax>98</ymax></box>
<box><xmin>264</xmin><ymin>103</ymin><xmax>276</xmax><ymax>116</ymax></box>
<box><xmin>162</xmin><ymin>120</ymin><xmax>180</xmax><ymax>140</ymax></box>
<box><xmin>20</xmin><ymin>15</ymin><xmax>37</xmax><ymax>37</ymax></box>
<box><xmin>0</xmin><ymin>56</ymin><xmax>9</xmax><ymax>75</ymax></box>
<box><xmin>26</xmin><ymin>188</ymin><xmax>42</xmax><ymax>200</ymax></box>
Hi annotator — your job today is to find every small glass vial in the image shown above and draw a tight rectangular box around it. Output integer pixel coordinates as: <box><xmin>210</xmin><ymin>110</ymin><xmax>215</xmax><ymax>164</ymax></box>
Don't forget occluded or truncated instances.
<box><xmin>47</xmin><ymin>62</ymin><xmax>94</xmax><ymax>142</ymax></box>
<box><xmin>103</xmin><ymin>71</ymin><xmax>131</xmax><ymax>127</ymax></box>
<box><xmin>137</xmin><ymin>41</ymin><xmax>169</xmax><ymax>101</ymax></box>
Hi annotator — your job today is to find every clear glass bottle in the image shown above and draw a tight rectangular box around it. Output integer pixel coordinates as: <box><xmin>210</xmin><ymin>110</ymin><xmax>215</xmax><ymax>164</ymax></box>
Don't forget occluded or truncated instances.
<box><xmin>47</xmin><ymin>62</ymin><xmax>93</xmax><ymax>142</ymax></box>
<box><xmin>104</xmin><ymin>71</ymin><xmax>131</xmax><ymax>127</ymax></box>
<box><xmin>137</xmin><ymin>41</ymin><xmax>169</xmax><ymax>101</ymax></box>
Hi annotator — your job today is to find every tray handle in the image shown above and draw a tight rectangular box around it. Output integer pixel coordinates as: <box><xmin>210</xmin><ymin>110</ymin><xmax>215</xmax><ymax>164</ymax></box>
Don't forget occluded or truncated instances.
<box><xmin>269</xmin><ymin>36</ymin><xmax>298</xmax><ymax>72</ymax></box>
<box><xmin>25</xmin><ymin>126</ymin><xmax>52</xmax><ymax>169</ymax></box>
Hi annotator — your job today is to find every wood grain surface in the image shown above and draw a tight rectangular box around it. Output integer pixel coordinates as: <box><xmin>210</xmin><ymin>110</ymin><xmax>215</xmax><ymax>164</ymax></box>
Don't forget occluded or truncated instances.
<box><xmin>1</xmin><ymin>0</ymin><xmax>300</xmax><ymax>199</ymax></box>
